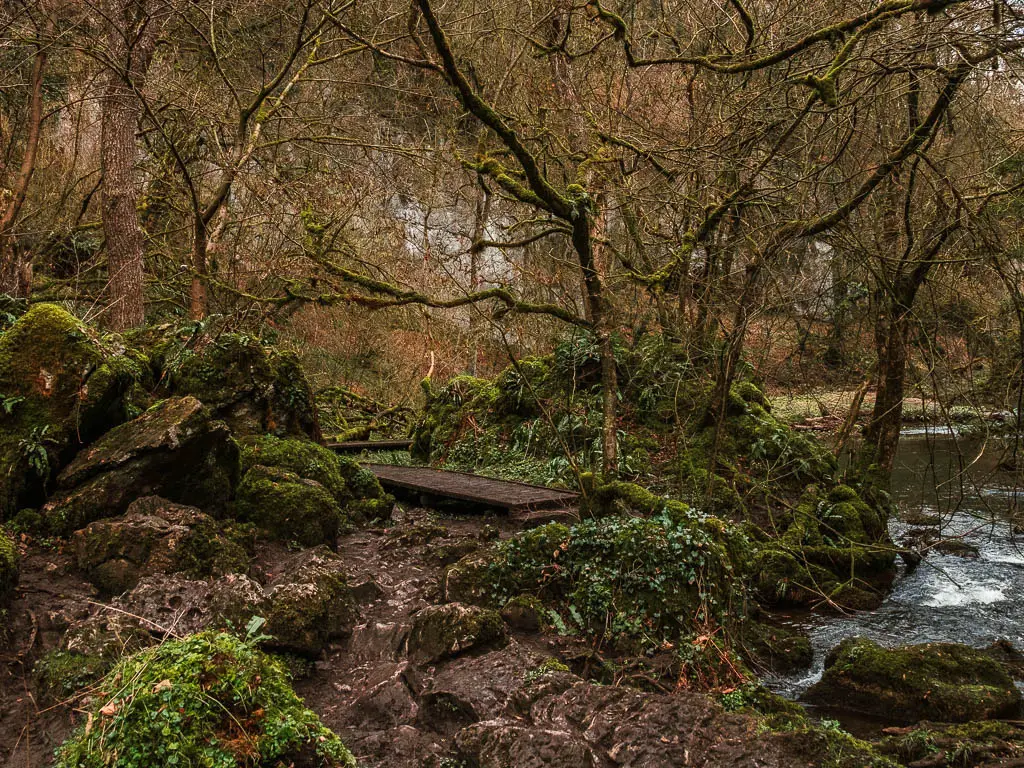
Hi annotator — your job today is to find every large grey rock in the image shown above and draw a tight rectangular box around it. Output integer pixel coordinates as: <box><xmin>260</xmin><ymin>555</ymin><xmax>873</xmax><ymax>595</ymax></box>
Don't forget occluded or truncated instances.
<box><xmin>42</xmin><ymin>397</ymin><xmax>239</xmax><ymax>535</ymax></box>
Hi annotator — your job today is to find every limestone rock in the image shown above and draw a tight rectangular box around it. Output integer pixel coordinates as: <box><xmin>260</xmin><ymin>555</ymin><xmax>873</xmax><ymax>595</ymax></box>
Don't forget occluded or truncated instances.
<box><xmin>42</xmin><ymin>397</ymin><xmax>239</xmax><ymax>535</ymax></box>
<box><xmin>0</xmin><ymin>304</ymin><xmax>146</xmax><ymax>518</ymax></box>
<box><xmin>806</xmin><ymin>636</ymin><xmax>1022</xmax><ymax>722</ymax></box>
<box><xmin>408</xmin><ymin>603</ymin><xmax>506</xmax><ymax>664</ymax></box>
<box><xmin>72</xmin><ymin>496</ymin><xmax>249</xmax><ymax>595</ymax></box>
<box><xmin>265</xmin><ymin>546</ymin><xmax>358</xmax><ymax>656</ymax></box>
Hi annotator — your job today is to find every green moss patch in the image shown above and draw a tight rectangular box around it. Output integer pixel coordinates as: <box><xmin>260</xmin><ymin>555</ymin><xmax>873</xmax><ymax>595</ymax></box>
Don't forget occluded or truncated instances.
<box><xmin>240</xmin><ymin>435</ymin><xmax>390</xmax><ymax>522</ymax></box>
<box><xmin>0</xmin><ymin>529</ymin><xmax>18</xmax><ymax>605</ymax></box>
<box><xmin>54</xmin><ymin>631</ymin><xmax>356</xmax><ymax>768</ymax></box>
<box><xmin>235</xmin><ymin>465</ymin><xmax>343</xmax><ymax>547</ymax></box>
<box><xmin>807</xmin><ymin>637</ymin><xmax>1022</xmax><ymax>722</ymax></box>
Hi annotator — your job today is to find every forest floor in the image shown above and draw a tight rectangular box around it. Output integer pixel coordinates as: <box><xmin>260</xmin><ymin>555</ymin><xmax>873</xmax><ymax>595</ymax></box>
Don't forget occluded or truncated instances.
<box><xmin>0</xmin><ymin>504</ymin><xmax>833</xmax><ymax>768</ymax></box>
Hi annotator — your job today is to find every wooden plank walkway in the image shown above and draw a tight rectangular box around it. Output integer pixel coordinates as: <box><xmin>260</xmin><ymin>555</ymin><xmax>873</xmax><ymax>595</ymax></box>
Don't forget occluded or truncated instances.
<box><xmin>326</xmin><ymin>439</ymin><xmax>413</xmax><ymax>452</ymax></box>
<box><xmin>361</xmin><ymin>463</ymin><xmax>578</xmax><ymax>514</ymax></box>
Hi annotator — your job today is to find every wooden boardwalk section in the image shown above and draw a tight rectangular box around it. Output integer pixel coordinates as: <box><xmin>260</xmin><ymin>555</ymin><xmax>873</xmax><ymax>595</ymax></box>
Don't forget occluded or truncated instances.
<box><xmin>361</xmin><ymin>463</ymin><xmax>578</xmax><ymax>514</ymax></box>
<box><xmin>326</xmin><ymin>439</ymin><xmax>413</xmax><ymax>452</ymax></box>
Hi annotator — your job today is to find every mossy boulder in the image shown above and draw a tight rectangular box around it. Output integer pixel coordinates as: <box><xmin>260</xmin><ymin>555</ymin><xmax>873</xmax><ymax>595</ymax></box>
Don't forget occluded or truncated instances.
<box><xmin>73</xmin><ymin>496</ymin><xmax>251</xmax><ymax>595</ymax></box>
<box><xmin>235</xmin><ymin>465</ymin><xmax>343</xmax><ymax>547</ymax></box>
<box><xmin>265</xmin><ymin>547</ymin><xmax>358</xmax><ymax>657</ymax></box>
<box><xmin>444</xmin><ymin>501</ymin><xmax>744</xmax><ymax>649</ymax></box>
<box><xmin>151</xmin><ymin>331</ymin><xmax>320</xmax><ymax>439</ymax></box>
<box><xmin>54</xmin><ymin>631</ymin><xmax>356</xmax><ymax>768</ymax></box>
<box><xmin>807</xmin><ymin>637</ymin><xmax>1022</xmax><ymax>722</ymax></box>
<box><xmin>751</xmin><ymin>485</ymin><xmax>895</xmax><ymax>610</ymax></box>
<box><xmin>41</xmin><ymin>397</ymin><xmax>239</xmax><ymax>535</ymax></box>
<box><xmin>408</xmin><ymin>603</ymin><xmax>506</xmax><ymax>663</ymax></box>
<box><xmin>0</xmin><ymin>304</ymin><xmax>146</xmax><ymax>518</ymax></box>
<box><xmin>0</xmin><ymin>529</ymin><xmax>18</xmax><ymax>606</ymax></box>
<box><xmin>240</xmin><ymin>435</ymin><xmax>391</xmax><ymax>523</ymax></box>
<box><xmin>737</xmin><ymin>620</ymin><xmax>813</xmax><ymax>674</ymax></box>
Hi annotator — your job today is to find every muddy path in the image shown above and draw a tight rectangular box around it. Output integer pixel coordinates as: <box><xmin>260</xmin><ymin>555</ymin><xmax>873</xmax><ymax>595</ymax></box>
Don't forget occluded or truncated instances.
<box><xmin>1</xmin><ymin>504</ymin><xmax>825</xmax><ymax>768</ymax></box>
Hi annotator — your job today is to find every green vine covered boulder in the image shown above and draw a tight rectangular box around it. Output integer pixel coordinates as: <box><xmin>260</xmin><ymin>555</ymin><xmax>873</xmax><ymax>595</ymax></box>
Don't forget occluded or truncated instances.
<box><xmin>54</xmin><ymin>630</ymin><xmax>356</xmax><ymax>768</ymax></box>
<box><xmin>234</xmin><ymin>465</ymin><xmax>343</xmax><ymax>547</ymax></box>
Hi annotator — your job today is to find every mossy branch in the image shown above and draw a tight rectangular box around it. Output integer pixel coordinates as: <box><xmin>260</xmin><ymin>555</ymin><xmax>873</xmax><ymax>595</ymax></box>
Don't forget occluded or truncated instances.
<box><xmin>589</xmin><ymin>0</ymin><xmax>964</xmax><ymax>73</ymax></box>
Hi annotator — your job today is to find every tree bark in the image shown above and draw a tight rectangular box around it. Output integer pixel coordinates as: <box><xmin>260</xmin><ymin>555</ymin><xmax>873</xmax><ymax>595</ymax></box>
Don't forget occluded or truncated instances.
<box><xmin>99</xmin><ymin>0</ymin><xmax>165</xmax><ymax>330</ymax></box>
<box><xmin>0</xmin><ymin>35</ymin><xmax>49</xmax><ymax>298</ymax></box>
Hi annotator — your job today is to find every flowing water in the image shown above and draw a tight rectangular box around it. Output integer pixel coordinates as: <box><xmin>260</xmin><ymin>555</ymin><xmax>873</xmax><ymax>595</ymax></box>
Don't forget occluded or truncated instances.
<box><xmin>771</xmin><ymin>426</ymin><xmax>1024</xmax><ymax>701</ymax></box>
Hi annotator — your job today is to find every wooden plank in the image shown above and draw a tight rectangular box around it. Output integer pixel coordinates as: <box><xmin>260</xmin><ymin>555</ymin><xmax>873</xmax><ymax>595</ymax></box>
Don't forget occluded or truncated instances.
<box><xmin>361</xmin><ymin>463</ymin><xmax>579</xmax><ymax>512</ymax></box>
<box><xmin>326</xmin><ymin>440</ymin><xmax>413</xmax><ymax>452</ymax></box>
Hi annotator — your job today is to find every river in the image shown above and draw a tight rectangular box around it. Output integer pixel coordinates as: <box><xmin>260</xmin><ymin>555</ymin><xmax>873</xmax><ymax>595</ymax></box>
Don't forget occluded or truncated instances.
<box><xmin>771</xmin><ymin>426</ymin><xmax>1024</xmax><ymax>703</ymax></box>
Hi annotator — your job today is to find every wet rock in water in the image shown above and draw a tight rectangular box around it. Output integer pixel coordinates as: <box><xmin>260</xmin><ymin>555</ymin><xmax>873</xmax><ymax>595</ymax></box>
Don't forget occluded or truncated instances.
<box><xmin>42</xmin><ymin>397</ymin><xmax>239</xmax><ymax>535</ymax></box>
<box><xmin>150</xmin><ymin>331</ymin><xmax>320</xmax><ymax>439</ymax></box>
<box><xmin>73</xmin><ymin>496</ymin><xmax>250</xmax><ymax>595</ymax></box>
<box><xmin>932</xmin><ymin>538</ymin><xmax>980</xmax><ymax>558</ymax></box>
<box><xmin>983</xmin><ymin>639</ymin><xmax>1024</xmax><ymax>680</ymax></box>
<box><xmin>408</xmin><ymin>603</ymin><xmax>506</xmax><ymax>664</ymax></box>
<box><xmin>0</xmin><ymin>530</ymin><xmax>18</xmax><ymax>606</ymax></box>
<box><xmin>265</xmin><ymin>546</ymin><xmax>358</xmax><ymax>656</ymax></box>
<box><xmin>738</xmin><ymin>619</ymin><xmax>813</xmax><ymax>674</ymax></box>
<box><xmin>0</xmin><ymin>304</ymin><xmax>147</xmax><ymax>518</ymax></box>
<box><xmin>235</xmin><ymin>465</ymin><xmax>343</xmax><ymax>547</ymax></box>
<box><xmin>902</xmin><ymin>510</ymin><xmax>942</xmax><ymax>526</ymax></box>
<box><xmin>240</xmin><ymin>435</ymin><xmax>392</xmax><ymax>523</ymax></box>
<box><xmin>806</xmin><ymin>636</ymin><xmax>1022</xmax><ymax>723</ymax></box>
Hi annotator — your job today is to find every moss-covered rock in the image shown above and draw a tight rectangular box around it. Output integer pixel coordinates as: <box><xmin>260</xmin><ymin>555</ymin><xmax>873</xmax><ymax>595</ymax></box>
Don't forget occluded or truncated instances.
<box><xmin>408</xmin><ymin>603</ymin><xmax>506</xmax><ymax>663</ymax></box>
<box><xmin>738</xmin><ymin>620</ymin><xmax>813</xmax><ymax>674</ymax></box>
<box><xmin>0</xmin><ymin>529</ymin><xmax>18</xmax><ymax>606</ymax></box>
<box><xmin>0</xmin><ymin>304</ymin><xmax>146</xmax><ymax>518</ymax></box>
<box><xmin>750</xmin><ymin>484</ymin><xmax>896</xmax><ymax>610</ymax></box>
<box><xmin>444</xmin><ymin>501</ymin><xmax>744</xmax><ymax>650</ymax></box>
<box><xmin>34</xmin><ymin>650</ymin><xmax>106</xmax><ymax>702</ymax></box>
<box><xmin>878</xmin><ymin>719</ymin><xmax>1024</xmax><ymax>767</ymax></box>
<box><xmin>73</xmin><ymin>496</ymin><xmax>250</xmax><ymax>595</ymax></box>
<box><xmin>54</xmin><ymin>631</ymin><xmax>356</xmax><ymax>768</ymax></box>
<box><xmin>151</xmin><ymin>330</ymin><xmax>320</xmax><ymax>439</ymax></box>
<box><xmin>265</xmin><ymin>546</ymin><xmax>357</xmax><ymax>657</ymax></box>
<box><xmin>807</xmin><ymin>637</ymin><xmax>1022</xmax><ymax>722</ymax></box>
<box><xmin>240</xmin><ymin>435</ymin><xmax>391</xmax><ymax>523</ymax></box>
<box><xmin>41</xmin><ymin>397</ymin><xmax>239</xmax><ymax>535</ymax></box>
<box><xmin>235</xmin><ymin>464</ymin><xmax>343</xmax><ymax>547</ymax></box>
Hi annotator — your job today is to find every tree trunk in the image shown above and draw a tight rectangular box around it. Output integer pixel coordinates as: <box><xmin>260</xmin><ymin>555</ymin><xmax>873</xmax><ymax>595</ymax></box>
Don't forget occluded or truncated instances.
<box><xmin>99</xmin><ymin>0</ymin><xmax>165</xmax><ymax>330</ymax></box>
<box><xmin>858</xmin><ymin>295</ymin><xmax>912</xmax><ymax>480</ymax></box>
<box><xmin>0</xmin><ymin>36</ymin><xmax>48</xmax><ymax>298</ymax></box>
<box><xmin>101</xmin><ymin>78</ymin><xmax>147</xmax><ymax>329</ymax></box>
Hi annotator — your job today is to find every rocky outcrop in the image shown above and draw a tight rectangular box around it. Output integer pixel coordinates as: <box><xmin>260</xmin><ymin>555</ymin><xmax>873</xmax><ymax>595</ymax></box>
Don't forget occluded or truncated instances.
<box><xmin>42</xmin><ymin>397</ymin><xmax>239</xmax><ymax>535</ymax></box>
<box><xmin>408</xmin><ymin>603</ymin><xmax>506</xmax><ymax>664</ymax></box>
<box><xmin>265</xmin><ymin>546</ymin><xmax>358</xmax><ymax>656</ymax></box>
<box><xmin>150</xmin><ymin>331</ymin><xmax>320</xmax><ymax>439</ymax></box>
<box><xmin>806</xmin><ymin>636</ymin><xmax>1022</xmax><ymax>722</ymax></box>
<box><xmin>0</xmin><ymin>304</ymin><xmax>146</xmax><ymax>518</ymax></box>
<box><xmin>64</xmin><ymin>548</ymin><xmax>356</xmax><ymax>661</ymax></box>
<box><xmin>454</xmin><ymin>674</ymin><xmax>844</xmax><ymax>768</ymax></box>
<box><xmin>72</xmin><ymin>496</ymin><xmax>250</xmax><ymax>595</ymax></box>
<box><xmin>234</xmin><ymin>465</ymin><xmax>342</xmax><ymax>547</ymax></box>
